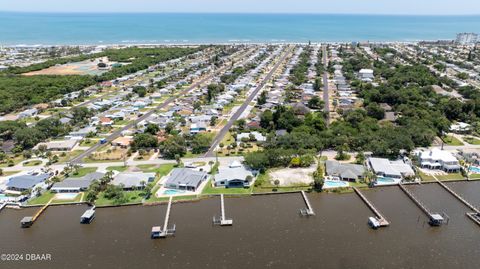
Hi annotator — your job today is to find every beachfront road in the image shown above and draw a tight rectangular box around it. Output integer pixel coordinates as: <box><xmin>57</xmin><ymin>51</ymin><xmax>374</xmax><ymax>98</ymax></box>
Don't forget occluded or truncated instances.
<box><xmin>204</xmin><ymin>46</ymin><xmax>293</xmax><ymax>158</ymax></box>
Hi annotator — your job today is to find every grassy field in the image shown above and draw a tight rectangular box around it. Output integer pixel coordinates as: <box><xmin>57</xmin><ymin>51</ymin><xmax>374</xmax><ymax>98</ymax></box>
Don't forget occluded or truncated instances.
<box><xmin>107</xmin><ymin>166</ymin><xmax>128</xmax><ymax>172</ymax></box>
<box><xmin>464</xmin><ymin>136</ymin><xmax>480</xmax><ymax>145</ymax></box>
<box><xmin>435</xmin><ymin>173</ymin><xmax>465</xmax><ymax>181</ymax></box>
<box><xmin>27</xmin><ymin>191</ymin><xmax>56</xmax><ymax>205</ymax></box>
<box><xmin>443</xmin><ymin>136</ymin><xmax>464</xmax><ymax>146</ymax></box>
<box><xmin>70</xmin><ymin>167</ymin><xmax>98</xmax><ymax>177</ymax></box>
<box><xmin>1</xmin><ymin>171</ymin><xmax>20</xmax><ymax>176</ymax></box>
<box><xmin>95</xmin><ymin>190</ymin><xmax>144</xmax><ymax>206</ymax></box>
<box><xmin>58</xmin><ymin>150</ymin><xmax>85</xmax><ymax>163</ymax></box>
<box><xmin>22</xmin><ymin>160</ymin><xmax>43</xmax><ymax>166</ymax></box>
<box><xmin>202</xmin><ymin>179</ymin><xmax>253</xmax><ymax>195</ymax></box>
<box><xmin>418</xmin><ymin>171</ymin><xmax>436</xmax><ymax>181</ymax></box>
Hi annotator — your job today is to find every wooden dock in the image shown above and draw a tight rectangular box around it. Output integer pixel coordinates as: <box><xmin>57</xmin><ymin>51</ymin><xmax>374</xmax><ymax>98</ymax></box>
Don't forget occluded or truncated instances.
<box><xmin>0</xmin><ymin>202</ymin><xmax>6</xmax><ymax>212</ymax></box>
<box><xmin>299</xmin><ymin>191</ymin><xmax>315</xmax><ymax>216</ymax></box>
<box><xmin>398</xmin><ymin>184</ymin><xmax>446</xmax><ymax>226</ymax></box>
<box><xmin>353</xmin><ymin>187</ymin><xmax>389</xmax><ymax>228</ymax></box>
<box><xmin>435</xmin><ymin>177</ymin><xmax>479</xmax><ymax>213</ymax></box>
<box><xmin>151</xmin><ymin>196</ymin><xmax>176</xmax><ymax>239</ymax></box>
<box><xmin>213</xmin><ymin>194</ymin><xmax>233</xmax><ymax>226</ymax></box>
<box><xmin>21</xmin><ymin>199</ymin><xmax>53</xmax><ymax>228</ymax></box>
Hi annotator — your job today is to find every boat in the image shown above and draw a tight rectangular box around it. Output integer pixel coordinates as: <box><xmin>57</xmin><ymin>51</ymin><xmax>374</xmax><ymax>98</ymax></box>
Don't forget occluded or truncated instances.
<box><xmin>80</xmin><ymin>207</ymin><xmax>96</xmax><ymax>224</ymax></box>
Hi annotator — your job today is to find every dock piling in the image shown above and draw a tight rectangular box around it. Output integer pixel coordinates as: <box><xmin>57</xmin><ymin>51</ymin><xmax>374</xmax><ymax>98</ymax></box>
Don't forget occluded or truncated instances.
<box><xmin>299</xmin><ymin>191</ymin><xmax>315</xmax><ymax>216</ymax></box>
<box><xmin>213</xmin><ymin>194</ymin><xmax>233</xmax><ymax>226</ymax></box>
<box><xmin>398</xmin><ymin>184</ymin><xmax>445</xmax><ymax>226</ymax></box>
<box><xmin>151</xmin><ymin>196</ymin><xmax>176</xmax><ymax>239</ymax></box>
<box><xmin>353</xmin><ymin>187</ymin><xmax>389</xmax><ymax>228</ymax></box>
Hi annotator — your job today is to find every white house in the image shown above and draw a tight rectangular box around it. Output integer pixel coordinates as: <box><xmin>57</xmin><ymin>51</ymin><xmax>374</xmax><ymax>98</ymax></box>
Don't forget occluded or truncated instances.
<box><xmin>418</xmin><ymin>149</ymin><xmax>461</xmax><ymax>172</ymax></box>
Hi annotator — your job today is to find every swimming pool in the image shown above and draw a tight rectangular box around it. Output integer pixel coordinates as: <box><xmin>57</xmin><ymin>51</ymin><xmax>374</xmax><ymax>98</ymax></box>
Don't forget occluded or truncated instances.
<box><xmin>470</xmin><ymin>166</ymin><xmax>480</xmax><ymax>174</ymax></box>
<box><xmin>0</xmin><ymin>194</ymin><xmax>12</xmax><ymax>202</ymax></box>
<box><xmin>163</xmin><ymin>189</ymin><xmax>186</xmax><ymax>195</ymax></box>
<box><xmin>375</xmin><ymin>177</ymin><xmax>399</xmax><ymax>185</ymax></box>
<box><xmin>323</xmin><ymin>180</ymin><xmax>349</xmax><ymax>189</ymax></box>
<box><xmin>55</xmin><ymin>193</ymin><xmax>78</xmax><ymax>200</ymax></box>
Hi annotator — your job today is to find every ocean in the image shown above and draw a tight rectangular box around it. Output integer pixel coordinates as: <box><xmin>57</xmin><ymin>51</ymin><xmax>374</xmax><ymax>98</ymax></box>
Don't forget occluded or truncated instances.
<box><xmin>1</xmin><ymin>12</ymin><xmax>480</xmax><ymax>45</ymax></box>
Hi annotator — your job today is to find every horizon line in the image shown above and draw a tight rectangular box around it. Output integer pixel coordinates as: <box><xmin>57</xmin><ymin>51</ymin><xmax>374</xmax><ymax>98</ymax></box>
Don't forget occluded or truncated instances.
<box><xmin>1</xmin><ymin>10</ymin><xmax>480</xmax><ymax>16</ymax></box>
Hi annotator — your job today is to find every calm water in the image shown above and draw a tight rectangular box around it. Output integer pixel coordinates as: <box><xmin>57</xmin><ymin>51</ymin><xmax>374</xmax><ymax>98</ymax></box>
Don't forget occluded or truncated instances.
<box><xmin>1</xmin><ymin>12</ymin><xmax>480</xmax><ymax>45</ymax></box>
<box><xmin>2</xmin><ymin>183</ymin><xmax>480</xmax><ymax>268</ymax></box>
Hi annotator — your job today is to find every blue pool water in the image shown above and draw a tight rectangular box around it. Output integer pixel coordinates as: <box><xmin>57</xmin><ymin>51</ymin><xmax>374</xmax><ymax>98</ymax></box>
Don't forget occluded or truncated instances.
<box><xmin>163</xmin><ymin>189</ymin><xmax>186</xmax><ymax>195</ymax></box>
<box><xmin>470</xmin><ymin>166</ymin><xmax>480</xmax><ymax>173</ymax></box>
<box><xmin>0</xmin><ymin>194</ymin><xmax>11</xmax><ymax>202</ymax></box>
<box><xmin>376</xmin><ymin>177</ymin><xmax>397</xmax><ymax>183</ymax></box>
<box><xmin>323</xmin><ymin>180</ymin><xmax>349</xmax><ymax>188</ymax></box>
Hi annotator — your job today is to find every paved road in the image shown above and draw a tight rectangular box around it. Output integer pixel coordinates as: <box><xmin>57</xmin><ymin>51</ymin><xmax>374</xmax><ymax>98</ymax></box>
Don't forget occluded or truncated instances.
<box><xmin>204</xmin><ymin>46</ymin><xmax>292</xmax><ymax>157</ymax></box>
<box><xmin>69</xmin><ymin>49</ymin><xmax>252</xmax><ymax>164</ymax></box>
<box><xmin>322</xmin><ymin>45</ymin><xmax>330</xmax><ymax>125</ymax></box>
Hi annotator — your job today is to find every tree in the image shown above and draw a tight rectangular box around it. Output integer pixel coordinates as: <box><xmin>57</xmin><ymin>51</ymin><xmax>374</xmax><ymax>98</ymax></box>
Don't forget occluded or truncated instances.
<box><xmin>355</xmin><ymin>151</ymin><xmax>366</xmax><ymax>164</ymax></box>
<box><xmin>191</xmin><ymin>133</ymin><xmax>213</xmax><ymax>154</ymax></box>
<box><xmin>313</xmin><ymin>164</ymin><xmax>325</xmax><ymax>191</ymax></box>
<box><xmin>307</xmin><ymin>96</ymin><xmax>323</xmax><ymax>109</ymax></box>
<box><xmin>160</xmin><ymin>135</ymin><xmax>187</xmax><ymax>159</ymax></box>
<box><xmin>133</xmin><ymin>86</ymin><xmax>147</xmax><ymax>97</ymax></box>
<box><xmin>132</xmin><ymin>133</ymin><xmax>158</xmax><ymax>150</ymax></box>
<box><xmin>145</xmin><ymin>124</ymin><xmax>160</xmax><ymax>135</ymax></box>
<box><xmin>257</xmin><ymin>91</ymin><xmax>267</xmax><ymax>105</ymax></box>
<box><xmin>366</xmin><ymin>103</ymin><xmax>385</xmax><ymax>120</ymax></box>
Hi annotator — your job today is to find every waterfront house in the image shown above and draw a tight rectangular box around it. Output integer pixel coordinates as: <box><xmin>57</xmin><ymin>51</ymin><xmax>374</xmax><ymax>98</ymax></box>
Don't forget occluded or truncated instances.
<box><xmin>164</xmin><ymin>168</ymin><xmax>207</xmax><ymax>192</ymax></box>
<box><xmin>111</xmin><ymin>172</ymin><xmax>156</xmax><ymax>190</ymax></box>
<box><xmin>368</xmin><ymin>157</ymin><xmax>415</xmax><ymax>179</ymax></box>
<box><xmin>325</xmin><ymin>160</ymin><xmax>366</xmax><ymax>182</ymax></box>
<box><xmin>417</xmin><ymin>149</ymin><xmax>461</xmax><ymax>172</ymax></box>
<box><xmin>6</xmin><ymin>173</ymin><xmax>50</xmax><ymax>192</ymax></box>
<box><xmin>51</xmin><ymin>172</ymin><xmax>105</xmax><ymax>193</ymax></box>
<box><xmin>214</xmin><ymin>161</ymin><xmax>254</xmax><ymax>188</ymax></box>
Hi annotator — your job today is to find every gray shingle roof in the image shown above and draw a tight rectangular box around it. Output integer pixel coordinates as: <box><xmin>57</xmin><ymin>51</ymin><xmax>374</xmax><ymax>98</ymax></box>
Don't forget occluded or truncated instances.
<box><xmin>165</xmin><ymin>168</ymin><xmax>207</xmax><ymax>189</ymax></box>
<box><xmin>325</xmin><ymin>160</ymin><xmax>365</xmax><ymax>179</ymax></box>
<box><xmin>7</xmin><ymin>174</ymin><xmax>50</xmax><ymax>190</ymax></box>
<box><xmin>52</xmin><ymin>172</ymin><xmax>105</xmax><ymax>190</ymax></box>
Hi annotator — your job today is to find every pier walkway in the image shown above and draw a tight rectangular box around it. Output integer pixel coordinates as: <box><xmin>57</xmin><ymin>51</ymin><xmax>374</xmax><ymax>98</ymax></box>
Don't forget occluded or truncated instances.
<box><xmin>213</xmin><ymin>194</ymin><xmax>233</xmax><ymax>226</ymax></box>
<box><xmin>21</xmin><ymin>198</ymin><xmax>53</xmax><ymax>228</ymax></box>
<box><xmin>433</xmin><ymin>176</ymin><xmax>480</xmax><ymax>226</ymax></box>
<box><xmin>353</xmin><ymin>187</ymin><xmax>389</xmax><ymax>227</ymax></box>
<box><xmin>433</xmin><ymin>176</ymin><xmax>479</xmax><ymax>213</ymax></box>
<box><xmin>299</xmin><ymin>191</ymin><xmax>315</xmax><ymax>216</ymax></box>
<box><xmin>151</xmin><ymin>196</ymin><xmax>175</xmax><ymax>239</ymax></box>
<box><xmin>398</xmin><ymin>184</ymin><xmax>446</xmax><ymax>226</ymax></box>
<box><xmin>0</xmin><ymin>202</ymin><xmax>6</xmax><ymax>212</ymax></box>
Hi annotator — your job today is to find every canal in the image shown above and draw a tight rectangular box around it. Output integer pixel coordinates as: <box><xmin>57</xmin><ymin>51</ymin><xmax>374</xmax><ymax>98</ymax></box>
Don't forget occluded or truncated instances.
<box><xmin>1</xmin><ymin>183</ymin><xmax>480</xmax><ymax>268</ymax></box>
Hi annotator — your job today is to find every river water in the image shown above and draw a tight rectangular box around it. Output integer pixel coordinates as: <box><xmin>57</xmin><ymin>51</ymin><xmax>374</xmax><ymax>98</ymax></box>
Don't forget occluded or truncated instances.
<box><xmin>1</xmin><ymin>183</ymin><xmax>480</xmax><ymax>269</ymax></box>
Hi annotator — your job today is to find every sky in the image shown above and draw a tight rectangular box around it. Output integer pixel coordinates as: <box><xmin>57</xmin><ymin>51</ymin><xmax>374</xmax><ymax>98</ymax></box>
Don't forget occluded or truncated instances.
<box><xmin>0</xmin><ymin>0</ymin><xmax>479</xmax><ymax>15</ymax></box>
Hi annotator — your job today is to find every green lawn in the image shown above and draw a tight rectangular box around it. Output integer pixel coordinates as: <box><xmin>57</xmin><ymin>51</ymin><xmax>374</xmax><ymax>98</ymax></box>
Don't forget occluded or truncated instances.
<box><xmin>107</xmin><ymin>166</ymin><xmax>128</xmax><ymax>172</ymax></box>
<box><xmin>464</xmin><ymin>137</ymin><xmax>480</xmax><ymax>145</ymax></box>
<box><xmin>70</xmin><ymin>167</ymin><xmax>98</xmax><ymax>177</ymax></box>
<box><xmin>95</xmin><ymin>190</ymin><xmax>144</xmax><ymax>206</ymax></box>
<box><xmin>418</xmin><ymin>171</ymin><xmax>436</xmax><ymax>181</ymax></box>
<box><xmin>202</xmin><ymin>179</ymin><xmax>253</xmax><ymax>195</ymax></box>
<box><xmin>1</xmin><ymin>171</ymin><xmax>20</xmax><ymax>176</ymax></box>
<box><xmin>57</xmin><ymin>150</ymin><xmax>85</xmax><ymax>163</ymax></box>
<box><xmin>27</xmin><ymin>191</ymin><xmax>56</xmax><ymax>205</ymax></box>
<box><xmin>443</xmin><ymin>136</ymin><xmax>464</xmax><ymax>146</ymax></box>
<box><xmin>435</xmin><ymin>173</ymin><xmax>465</xmax><ymax>181</ymax></box>
<box><xmin>22</xmin><ymin>160</ymin><xmax>43</xmax><ymax>167</ymax></box>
